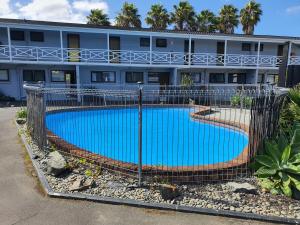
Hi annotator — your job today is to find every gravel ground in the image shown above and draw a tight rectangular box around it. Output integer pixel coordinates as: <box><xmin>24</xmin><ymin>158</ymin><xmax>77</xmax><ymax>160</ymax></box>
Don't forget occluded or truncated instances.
<box><xmin>19</xmin><ymin>125</ymin><xmax>300</xmax><ymax>220</ymax></box>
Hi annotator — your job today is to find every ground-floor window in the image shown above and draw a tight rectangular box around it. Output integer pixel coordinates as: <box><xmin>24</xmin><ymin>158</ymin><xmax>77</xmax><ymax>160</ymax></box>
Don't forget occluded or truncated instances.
<box><xmin>125</xmin><ymin>72</ymin><xmax>143</xmax><ymax>83</ymax></box>
<box><xmin>209</xmin><ymin>73</ymin><xmax>225</xmax><ymax>83</ymax></box>
<box><xmin>0</xmin><ymin>69</ymin><xmax>9</xmax><ymax>81</ymax></box>
<box><xmin>51</xmin><ymin>70</ymin><xmax>65</xmax><ymax>82</ymax></box>
<box><xmin>266</xmin><ymin>74</ymin><xmax>278</xmax><ymax>84</ymax></box>
<box><xmin>228</xmin><ymin>73</ymin><xmax>246</xmax><ymax>84</ymax></box>
<box><xmin>91</xmin><ymin>71</ymin><xmax>116</xmax><ymax>83</ymax></box>
<box><xmin>23</xmin><ymin>70</ymin><xmax>45</xmax><ymax>82</ymax></box>
<box><xmin>181</xmin><ymin>72</ymin><xmax>202</xmax><ymax>84</ymax></box>
<box><xmin>258</xmin><ymin>74</ymin><xmax>265</xmax><ymax>84</ymax></box>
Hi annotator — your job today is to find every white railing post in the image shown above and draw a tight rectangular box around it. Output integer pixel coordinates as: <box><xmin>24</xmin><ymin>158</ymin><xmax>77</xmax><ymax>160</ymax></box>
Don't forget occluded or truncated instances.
<box><xmin>107</xmin><ymin>33</ymin><xmax>110</xmax><ymax>64</ymax></box>
<box><xmin>288</xmin><ymin>41</ymin><xmax>292</xmax><ymax>66</ymax></box>
<box><xmin>7</xmin><ymin>27</ymin><xmax>12</xmax><ymax>61</ymax></box>
<box><xmin>257</xmin><ymin>41</ymin><xmax>261</xmax><ymax>67</ymax></box>
<box><xmin>150</xmin><ymin>35</ymin><xmax>152</xmax><ymax>65</ymax></box>
<box><xmin>224</xmin><ymin>40</ymin><xmax>228</xmax><ymax>66</ymax></box>
<box><xmin>188</xmin><ymin>36</ymin><xmax>192</xmax><ymax>66</ymax></box>
<box><xmin>60</xmin><ymin>30</ymin><xmax>64</xmax><ymax>62</ymax></box>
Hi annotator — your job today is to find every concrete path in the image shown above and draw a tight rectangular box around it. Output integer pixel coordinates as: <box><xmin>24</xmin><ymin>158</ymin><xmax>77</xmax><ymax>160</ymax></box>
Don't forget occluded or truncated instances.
<box><xmin>0</xmin><ymin>107</ymin><xmax>273</xmax><ymax>225</ymax></box>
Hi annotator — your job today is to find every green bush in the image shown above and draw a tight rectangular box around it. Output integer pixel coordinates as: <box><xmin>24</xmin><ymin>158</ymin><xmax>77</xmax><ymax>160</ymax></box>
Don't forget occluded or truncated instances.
<box><xmin>16</xmin><ymin>108</ymin><xmax>27</xmax><ymax>119</ymax></box>
<box><xmin>230</xmin><ymin>95</ymin><xmax>252</xmax><ymax>108</ymax></box>
<box><xmin>181</xmin><ymin>74</ymin><xmax>193</xmax><ymax>87</ymax></box>
<box><xmin>252</xmin><ymin>126</ymin><xmax>300</xmax><ymax>197</ymax></box>
<box><xmin>242</xmin><ymin>96</ymin><xmax>252</xmax><ymax>108</ymax></box>
<box><xmin>230</xmin><ymin>95</ymin><xmax>240</xmax><ymax>107</ymax></box>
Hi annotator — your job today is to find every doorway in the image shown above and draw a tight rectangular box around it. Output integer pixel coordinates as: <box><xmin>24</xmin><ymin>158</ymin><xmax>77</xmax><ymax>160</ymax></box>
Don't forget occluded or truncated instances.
<box><xmin>109</xmin><ymin>36</ymin><xmax>120</xmax><ymax>63</ymax></box>
<box><xmin>217</xmin><ymin>42</ymin><xmax>225</xmax><ymax>65</ymax></box>
<box><xmin>67</xmin><ymin>34</ymin><xmax>80</xmax><ymax>62</ymax></box>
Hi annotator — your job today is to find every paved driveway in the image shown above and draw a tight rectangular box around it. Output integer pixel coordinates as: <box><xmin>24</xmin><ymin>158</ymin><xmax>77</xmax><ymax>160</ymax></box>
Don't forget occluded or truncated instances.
<box><xmin>0</xmin><ymin>107</ymin><xmax>273</xmax><ymax>225</ymax></box>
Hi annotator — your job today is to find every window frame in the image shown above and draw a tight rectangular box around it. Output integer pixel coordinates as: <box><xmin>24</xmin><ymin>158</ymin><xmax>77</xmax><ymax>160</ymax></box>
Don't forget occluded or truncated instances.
<box><xmin>242</xmin><ymin>43</ymin><xmax>251</xmax><ymax>51</ymax></box>
<box><xmin>228</xmin><ymin>73</ymin><xmax>247</xmax><ymax>84</ymax></box>
<box><xmin>140</xmin><ymin>38</ymin><xmax>150</xmax><ymax>47</ymax></box>
<box><xmin>50</xmin><ymin>70</ymin><xmax>67</xmax><ymax>82</ymax></box>
<box><xmin>156</xmin><ymin>38</ymin><xmax>167</xmax><ymax>48</ymax></box>
<box><xmin>0</xmin><ymin>69</ymin><xmax>9</xmax><ymax>82</ymax></box>
<box><xmin>30</xmin><ymin>31</ymin><xmax>44</xmax><ymax>42</ymax></box>
<box><xmin>125</xmin><ymin>72</ymin><xmax>144</xmax><ymax>83</ymax></box>
<box><xmin>23</xmin><ymin>70</ymin><xmax>45</xmax><ymax>82</ymax></box>
<box><xmin>148</xmin><ymin>72</ymin><xmax>160</xmax><ymax>84</ymax></box>
<box><xmin>209</xmin><ymin>73</ymin><xmax>225</xmax><ymax>84</ymax></box>
<box><xmin>91</xmin><ymin>71</ymin><xmax>116</xmax><ymax>83</ymax></box>
<box><xmin>10</xmin><ymin>30</ymin><xmax>25</xmax><ymax>41</ymax></box>
<box><xmin>255</xmin><ymin>43</ymin><xmax>264</xmax><ymax>52</ymax></box>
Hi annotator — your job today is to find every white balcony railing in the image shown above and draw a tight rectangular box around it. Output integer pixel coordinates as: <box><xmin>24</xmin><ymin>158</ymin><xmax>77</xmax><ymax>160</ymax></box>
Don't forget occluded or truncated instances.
<box><xmin>0</xmin><ymin>45</ymin><xmax>294</xmax><ymax>67</ymax></box>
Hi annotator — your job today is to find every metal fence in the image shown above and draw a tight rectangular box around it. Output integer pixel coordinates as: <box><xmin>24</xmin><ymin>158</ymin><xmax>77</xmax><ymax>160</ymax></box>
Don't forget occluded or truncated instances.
<box><xmin>24</xmin><ymin>84</ymin><xmax>287</xmax><ymax>184</ymax></box>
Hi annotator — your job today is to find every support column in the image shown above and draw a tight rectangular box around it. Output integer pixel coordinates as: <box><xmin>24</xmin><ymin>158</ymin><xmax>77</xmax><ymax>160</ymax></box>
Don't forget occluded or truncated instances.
<box><xmin>107</xmin><ymin>33</ymin><xmax>110</xmax><ymax>63</ymax></box>
<box><xmin>288</xmin><ymin>41</ymin><xmax>292</xmax><ymax>65</ymax></box>
<box><xmin>150</xmin><ymin>35</ymin><xmax>152</xmax><ymax>65</ymax></box>
<box><xmin>76</xmin><ymin>65</ymin><xmax>81</xmax><ymax>103</ymax></box>
<box><xmin>7</xmin><ymin>27</ymin><xmax>12</xmax><ymax>61</ymax></box>
<box><xmin>255</xmin><ymin>41</ymin><xmax>261</xmax><ymax>84</ymax></box>
<box><xmin>224</xmin><ymin>40</ymin><xmax>228</xmax><ymax>66</ymax></box>
<box><xmin>173</xmin><ymin>68</ymin><xmax>178</xmax><ymax>85</ymax></box>
<box><xmin>59</xmin><ymin>30</ymin><xmax>64</xmax><ymax>62</ymax></box>
<box><xmin>188</xmin><ymin>36</ymin><xmax>192</xmax><ymax>66</ymax></box>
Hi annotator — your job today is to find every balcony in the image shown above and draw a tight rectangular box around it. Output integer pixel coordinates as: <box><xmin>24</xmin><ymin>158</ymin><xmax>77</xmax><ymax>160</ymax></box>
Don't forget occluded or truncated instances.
<box><xmin>0</xmin><ymin>45</ymin><xmax>294</xmax><ymax>68</ymax></box>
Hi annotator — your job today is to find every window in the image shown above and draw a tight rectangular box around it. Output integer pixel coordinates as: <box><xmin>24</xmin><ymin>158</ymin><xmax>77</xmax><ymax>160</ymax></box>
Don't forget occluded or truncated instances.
<box><xmin>209</xmin><ymin>73</ymin><xmax>225</xmax><ymax>83</ymax></box>
<box><xmin>156</xmin><ymin>39</ymin><xmax>167</xmax><ymax>48</ymax></box>
<box><xmin>266</xmin><ymin>74</ymin><xmax>278</xmax><ymax>84</ymax></box>
<box><xmin>258</xmin><ymin>74</ymin><xmax>265</xmax><ymax>84</ymax></box>
<box><xmin>51</xmin><ymin>70</ymin><xmax>65</xmax><ymax>82</ymax></box>
<box><xmin>125</xmin><ymin>72</ymin><xmax>143</xmax><ymax>83</ymax></box>
<box><xmin>91</xmin><ymin>71</ymin><xmax>116</xmax><ymax>83</ymax></box>
<box><xmin>228</xmin><ymin>73</ymin><xmax>247</xmax><ymax>84</ymax></box>
<box><xmin>181</xmin><ymin>72</ymin><xmax>202</xmax><ymax>83</ymax></box>
<box><xmin>23</xmin><ymin>70</ymin><xmax>45</xmax><ymax>82</ymax></box>
<box><xmin>140</xmin><ymin>38</ymin><xmax>150</xmax><ymax>47</ymax></box>
<box><xmin>0</xmin><ymin>70</ymin><xmax>9</xmax><ymax>81</ymax></box>
<box><xmin>255</xmin><ymin>43</ymin><xmax>264</xmax><ymax>52</ymax></box>
<box><xmin>148</xmin><ymin>72</ymin><xmax>160</xmax><ymax>83</ymax></box>
<box><xmin>242</xmin><ymin>43</ymin><xmax>251</xmax><ymax>51</ymax></box>
<box><xmin>11</xmin><ymin>30</ymin><xmax>25</xmax><ymax>41</ymax></box>
<box><xmin>30</xmin><ymin>31</ymin><xmax>44</xmax><ymax>42</ymax></box>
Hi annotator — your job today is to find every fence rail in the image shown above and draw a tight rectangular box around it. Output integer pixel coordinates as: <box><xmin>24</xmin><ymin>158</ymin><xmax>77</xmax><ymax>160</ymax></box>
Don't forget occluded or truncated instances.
<box><xmin>24</xmin><ymin>84</ymin><xmax>287</xmax><ymax>184</ymax></box>
<box><xmin>0</xmin><ymin>45</ymin><xmax>289</xmax><ymax>67</ymax></box>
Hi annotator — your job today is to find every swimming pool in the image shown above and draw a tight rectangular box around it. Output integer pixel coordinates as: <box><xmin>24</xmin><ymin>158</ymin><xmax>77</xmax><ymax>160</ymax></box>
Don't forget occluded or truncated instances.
<box><xmin>46</xmin><ymin>107</ymin><xmax>248</xmax><ymax>168</ymax></box>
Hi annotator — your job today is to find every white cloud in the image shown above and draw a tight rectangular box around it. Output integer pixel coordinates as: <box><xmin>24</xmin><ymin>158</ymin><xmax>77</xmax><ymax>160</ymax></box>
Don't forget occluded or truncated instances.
<box><xmin>73</xmin><ymin>0</ymin><xmax>108</xmax><ymax>13</ymax></box>
<box><xmin>286</xmin><ymin>5</ymin><xmax>300</xmax><ymax>15</ymax></box>
<box><xmin>0</xmin><ymin>0</ymin><xmax>109</xmax><ymax>23</ymax></box>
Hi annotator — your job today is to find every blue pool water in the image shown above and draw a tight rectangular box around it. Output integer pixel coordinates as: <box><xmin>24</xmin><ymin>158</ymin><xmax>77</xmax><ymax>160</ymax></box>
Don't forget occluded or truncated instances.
<box><xmin>46</xmin><ymin>107</ymin><xmax>248</xmax><ymax>167</ymax></box>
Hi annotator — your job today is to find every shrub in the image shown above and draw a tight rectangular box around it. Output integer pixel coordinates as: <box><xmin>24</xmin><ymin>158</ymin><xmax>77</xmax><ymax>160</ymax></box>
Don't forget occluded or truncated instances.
<box><xmin>230</xmin><ymin>95</ymin><xmax>240</xmax><ymax>107</ymax></box>
<box><xmin>16</xmin><ymin>108</ymin><xmax>27</xmax><ymax>119</ymax></box>
<box><xmin>252</xmin><ymin>126</ymin><xmax>300</xmax><ymax>197</ymax></box>
<box><xmin>181</xmin><ymin>74</ymin><xmax>193</xmax><ymax>87</ymax></box>
<box><xmin>230</xmin><ymin>95</ymin><xmax>252</xmax><ymax>108</ymax></box>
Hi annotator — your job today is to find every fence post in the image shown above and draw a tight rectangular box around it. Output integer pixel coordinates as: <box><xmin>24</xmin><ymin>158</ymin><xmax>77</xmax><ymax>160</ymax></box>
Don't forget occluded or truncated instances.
<box><xmin>137</xmin><ymin>82</ymin><xmax>143</xmax><ymax>186</ymax></box>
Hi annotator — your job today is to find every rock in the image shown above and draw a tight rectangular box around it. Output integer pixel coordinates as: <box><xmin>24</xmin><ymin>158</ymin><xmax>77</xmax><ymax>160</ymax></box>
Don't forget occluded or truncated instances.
<box><xmin>16</xmin><ymin>118</ymin><xmax>26</xmax><ymax>125</ymax></box>
<box><xmin>47</xmin><ymin>151</ymin><xmax>67</xmax><ymax>177</ymax></box>
<box><xmin>32</xmin><ymin>154</ymin><xmax>39</xmax><ymax>159</ymax></box>
<box><xmin>224</xmin><ymin>182</ymin><xmax>257</xmax><ymax>195</ymax></box>
<box><xmin>107</xmin><ymin>181</ymin><xmax>125</xmax><ymax>189</ymax></box>
<box><xmin>69</xmin><ymin>177</ymin><xmax>95</xmax><ymax>191</ymax></box>
<box><xmin>158</xmin><ymin>184</ymin><xmax>180</xmax><ymax>201</ymax></box>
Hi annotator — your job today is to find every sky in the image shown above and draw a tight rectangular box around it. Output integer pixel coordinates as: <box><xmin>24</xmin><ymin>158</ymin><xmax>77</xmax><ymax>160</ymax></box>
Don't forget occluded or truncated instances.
<box><xmin>0</xmin><ymin>0</ymin><xmax>300</xmax><ymax>36</ymax></box>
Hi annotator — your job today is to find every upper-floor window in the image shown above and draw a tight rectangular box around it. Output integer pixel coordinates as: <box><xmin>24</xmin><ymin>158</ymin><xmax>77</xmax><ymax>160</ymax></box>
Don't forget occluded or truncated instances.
<box><xmin>242</xmin><ymin>43</ymin><xmax>251</xmax><ymax>51</ymax></box>
<box><xmin>255</xmin><ymin>43</ymin><xmax>264</xmax><ymax>52</ymax></box>
<box><xmin>11</xmin><ymin>30</ymin><xmax>25</xmax><ymax>41</ymax></box>
<box><xmin>23</xmin><ymin>70</ymin><xmax>45</xmax><ymax>82</ymax></box>
<box><xmin>125</xmin><ymin>72</ymin><xmax>143</xmax><ymax>83</ymax></box>
<box><xmin>156</xmin><ymin>39</ymin><xmax>167</xmax><ymax>48</ymax></box>
<box><xmin>140</xmin><ymin>38</ymin><xmax>150</xmax><ymax>47</ymax></box>
<box><xmin>30</xmin><ymin>31</ymin><xmax>44</xmax><ymax>42</ymax></box>
<box><xmin>209</xmin><ymin>73</ymin><xmax>225</xmax><ymax>83</ymax></box>
<box><xmin>228</xmin><ymin>73</ymin><xmax>246</xmax><ymax>84</ymax></box>
<box><xmin>91</xmin><ymin>71</ymin><xmax>116</xmax><ymax>83</ymax></box>
<box><xmin>0</xmin><ymin>69</ymin><xmax>9</xmax><ymax>81</ymax></box>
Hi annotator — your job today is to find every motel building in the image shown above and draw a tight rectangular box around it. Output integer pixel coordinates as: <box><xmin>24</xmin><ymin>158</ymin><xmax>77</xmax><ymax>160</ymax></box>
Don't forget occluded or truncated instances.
<box><xmin>0</xmin><ymin>18</ymin><xmax>299</xmax><ymax>100</ymax></box>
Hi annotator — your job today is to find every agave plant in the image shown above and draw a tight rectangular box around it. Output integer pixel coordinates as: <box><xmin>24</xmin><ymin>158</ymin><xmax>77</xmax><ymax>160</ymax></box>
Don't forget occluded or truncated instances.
<box><xmin>252</xmin><ymin>127</ymin><xmax>300</xmax><ymax>197</ymax></box>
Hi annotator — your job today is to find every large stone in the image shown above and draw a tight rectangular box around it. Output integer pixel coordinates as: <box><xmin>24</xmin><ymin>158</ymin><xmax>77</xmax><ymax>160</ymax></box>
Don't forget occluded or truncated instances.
<box><xmin>158</xmin><ymin>184</ymin><xmax>180</xmax><ymax>200</ymax></box>
<box><xmin>47</xmin><ymin>151</ymin><xmax>67</xmax><ymax>176</ymax></box>
<box><xmin>225</xmin><ymin>182</ymin><xmax>257</xmax><ymax>194</ymax></box>
<box><xmin>69</xmin><ymin>177</ymin><xmax>95</xmax><ymax>191</ymax></box>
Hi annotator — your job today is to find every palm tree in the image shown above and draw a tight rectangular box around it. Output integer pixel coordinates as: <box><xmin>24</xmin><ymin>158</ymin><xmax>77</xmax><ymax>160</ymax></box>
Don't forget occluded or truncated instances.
<box><xmin>145</xmin><ymin>4</ymin><xmax>170</xmax><ymax>30</ymax></box>
<box><xmin>218</xmin><ymin>5</ymin><xmax>239</xmax><ymax>34</ymax></box>
<box><xmin>170</xmin><ymin>1</ymin><xmax>196</xmax><ymax>31</ymax></box>
<box><xmin>86</xmin><ymin>9</ymin><xmax>110</xmax><ymax>26</ymax></box>
<box><xmin>115</xmin><ymin>2</ymin><xmax>141</xmax><ymax>28</ymax></box>
<box><xmin>196</xmin><ymin>10</ymin><xmax>218</xmax><ymax>33</ymax></box>
<box><xmin>240</xmin><ymin>0</ymin><xmax>262</xmax><ymax>35</ymax></box>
